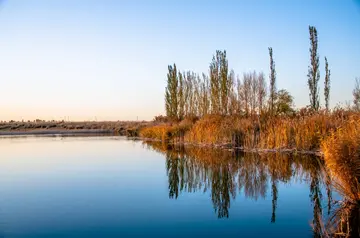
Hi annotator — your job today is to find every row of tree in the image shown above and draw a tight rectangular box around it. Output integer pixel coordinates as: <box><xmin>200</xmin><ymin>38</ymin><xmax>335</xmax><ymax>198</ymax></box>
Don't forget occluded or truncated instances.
<box><xmin>165</xmin><ymin>26</ymin><xmax>333</xmax><ymax>120</ymax></box>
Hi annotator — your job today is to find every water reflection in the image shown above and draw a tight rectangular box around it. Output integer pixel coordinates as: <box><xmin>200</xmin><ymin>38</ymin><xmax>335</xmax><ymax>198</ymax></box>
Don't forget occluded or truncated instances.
<box><xmin>144</xmin><ymin>142</ymin><xmax>331</xmax><ymax>231</ymax></box>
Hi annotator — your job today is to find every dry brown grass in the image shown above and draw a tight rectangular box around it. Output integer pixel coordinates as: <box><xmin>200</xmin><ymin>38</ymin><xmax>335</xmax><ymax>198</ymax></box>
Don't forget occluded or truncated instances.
<box><xmin>139</xmin><ymin>111</ymin><xmax>360</xmax><ymax>152</ymax></box>
<box><xmin>258</xmin><ymin>113</ymin><xmax>342</xmax><ymax>150</ymax></box>
<box><xmin>183</xmin><ymin>112</ymin><xmax>355</xmax><ymax>151</ymax></box>
<box><xmin>139</xmin><ymin>117</ymin><xmax>195</xmax><ymax>142</ymax></box>
<box><xmin>139</xmin><ymin>124</ymin><xmax>174</xmax><ymax>141</ymax></box>
<box><xmin>322</xmin><ymin>117</ymin><xmax>360</xmax><ymax>202</ymax></box>
<box><xmin>321</xmin><ymin>117</ymin><xmax>360</xmax><ymax>237</ymax></box>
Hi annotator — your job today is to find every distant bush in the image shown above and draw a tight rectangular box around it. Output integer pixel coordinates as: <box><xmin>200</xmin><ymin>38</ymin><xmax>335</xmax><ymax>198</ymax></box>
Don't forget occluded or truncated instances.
<box><xmin>139</xmin><ymin>124</ymin><xmax>174</xmax><ymax>141</ymax></box>
<box><xmin>153</xmin><ymin>115</ymin><xmax>172</xmax><ymax>123</ymax></box>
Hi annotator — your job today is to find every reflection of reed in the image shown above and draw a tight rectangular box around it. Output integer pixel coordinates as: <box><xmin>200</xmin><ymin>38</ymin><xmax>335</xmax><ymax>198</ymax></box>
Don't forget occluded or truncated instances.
<box><xmin>145</xmin><ymin>141</ymin><xmax>329</xmax><ymax>224</ymax></box>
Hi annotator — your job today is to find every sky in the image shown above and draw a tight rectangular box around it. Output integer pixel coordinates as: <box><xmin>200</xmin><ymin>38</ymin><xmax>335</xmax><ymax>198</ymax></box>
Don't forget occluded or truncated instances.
<box><xmin>0</xmin><ymin>0</ymin><xmax>359</xmax><ymax>121</ymax></box>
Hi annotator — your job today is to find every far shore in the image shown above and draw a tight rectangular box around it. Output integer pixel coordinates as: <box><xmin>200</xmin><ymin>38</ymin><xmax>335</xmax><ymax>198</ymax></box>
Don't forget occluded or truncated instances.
<box><xmin>0</xmin><ymin>120</ymin><xmax>150</xmax><ymax>137</ymax></box>
<box><xmin>0</xmin><ymin>129</ymin><xmax>324</xmax><ymax>156</ymax></box>
<box><xmin>137</xmin><ymin>137</ymin><xmax>324</xmax><ymax>156</ymax></box>
<box><xmin>0</xmin><ymin>129</ymin><xmax>115</xmax><ymax>136</ymax></box>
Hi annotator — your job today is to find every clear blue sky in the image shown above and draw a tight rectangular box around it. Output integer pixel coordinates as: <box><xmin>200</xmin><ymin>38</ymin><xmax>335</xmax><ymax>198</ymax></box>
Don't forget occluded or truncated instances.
<box><xmin>0</xmin><ymin>0</ymin><xmax>359</xmax><ymax>121</ymax></box>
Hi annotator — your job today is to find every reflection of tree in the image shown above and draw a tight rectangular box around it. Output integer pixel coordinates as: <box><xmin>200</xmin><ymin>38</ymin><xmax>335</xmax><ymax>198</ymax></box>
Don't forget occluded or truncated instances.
<box><xmin>166</xmin><ymin>152</ymin><xmax>180</xmax><ymax>199</ymax></box>
<box><xmin>308</xmin><ymin>158</ymin><xmax>323</xmax><ymax>237</ymax></box>
<box><xmin>271</xmin><ymin>176</ymin><xmax>278</xmax><ymax>223</ymax></box>
<box><xmin>238</xmin><ymin>153</ymin><xmax>268</xmax><ymax>201</ymax></box>
<box><xmin>310</xmin><ymin>175</ymin><xmax>323</xmax><ymax>238</ymax></box>
<box><xmin>325</xmin><ymin>175</ymin><xmax>332</xmax><ymax>216</ymax></box>
<box><xmin>146</xmin><ymin>141</ymin><xmax>327</xmax><ymax>222</ymax></box>
<box><xmin>211</xmin><ymin>165</ymin><xmax>236</xmax><ymax>218</ymax></box>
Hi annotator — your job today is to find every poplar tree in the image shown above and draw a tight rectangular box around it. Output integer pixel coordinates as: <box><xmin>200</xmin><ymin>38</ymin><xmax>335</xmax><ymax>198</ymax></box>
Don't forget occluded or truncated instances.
<box><xmin>165</xmin><ymin>64</ymin><xmax>179</xmax><ymax>119</ymax></box>
<box><xmin>210</xmin><ymin>50</ymin><xmax>229</xmax><ymax>115</ymax></box>
<box><xmin>199</xmin><ymin>73</ymin><xmax>210</xmax><ymax>117</ymax></box>
<box><xmin>353</xmin><ymin>77</ymin><xmax>360</xmax><ymax>111</ymax></box>
<box><xmin>268</xmin><ymin>47</ymin><xmax>276</xmax><ymax>116</ymax></box>
<box><xmin>257</xmin><ymin>72</ymin><xmax>267</xmax><ymax>115</ymax></box>
<box><xmin>178</xmin><ymin>72</ymin><xmax>185</xmax><ymax>120</ymax></box>
<box><xmin>307</xmin><ymin>26</ymin><xmax>320</xmax><ymax>111</ymax></box>
<box><xmin>227</xmin><ymin>70</ymin><xmax>237</xmax><ymax>115</ymax></box>
<box><xmin>250</xmin><ymin>71</ymin><xmax>258</xmax><ymax>116</ymax></box>
<box><xmin>210</xmin><ymin>51</ymin><xmax>221</xmax><ymax>114</ymax></box>
<box><xmin>236</xmin><ymin>76</ymin><xmax>243</xmax><ymax>115</ymax></box>
<box><xmin>324</xmin><ymin>57</ymin><xmax>331</xmax><ymax>111</ymax></box>
<box><xmin>241</xmin><ymin>73</ymin><xmax>251</xmax><ymax>117</ymax></box>
<box><xmin>186</xmin><ymin>71</ymin><xmax>195</xmax><ymax>116</ymax></box>
<box><xmin>220</xmin><ymin>51</ymin><xmax>229</xmax><ymax>115</ymax></box>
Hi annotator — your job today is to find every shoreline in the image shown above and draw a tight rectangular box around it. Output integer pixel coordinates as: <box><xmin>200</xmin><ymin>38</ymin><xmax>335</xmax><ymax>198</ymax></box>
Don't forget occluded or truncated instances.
<box><xmin>131</xmin><ymin>137</ymin><xmax>324</xmax><ymax>156</ymax></box>
<box><xmin>0</xmin><ymin>129</ymin><xmax>115</xmax><ymax>136</ymax></box>
<box><xmin>0</xmin><ymin>132</ymin><xmax>323</xmax><ymax>156</ymax></box>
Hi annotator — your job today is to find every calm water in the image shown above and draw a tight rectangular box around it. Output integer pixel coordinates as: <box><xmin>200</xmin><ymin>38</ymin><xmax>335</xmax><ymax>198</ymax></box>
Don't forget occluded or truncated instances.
<box><xmin>0</xmin><ymin>136</ymin><xmax>334</xmax><ymax>237</ymax></box>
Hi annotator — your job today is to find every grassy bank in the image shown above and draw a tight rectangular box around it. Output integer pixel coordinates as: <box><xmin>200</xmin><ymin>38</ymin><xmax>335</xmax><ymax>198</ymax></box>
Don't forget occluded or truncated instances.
<box><xmin>139</xmin><ymin>109</ymin><xmax>358</xmax><ymax>153</ymax></box>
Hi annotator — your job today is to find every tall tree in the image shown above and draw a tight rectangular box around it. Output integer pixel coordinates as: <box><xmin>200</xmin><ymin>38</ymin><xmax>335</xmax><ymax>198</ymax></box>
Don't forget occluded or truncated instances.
<box><xmin>250</xmin><ymin>71</ymin><xmax>259</xmax><ymax>116</ymax></box>
<box><xmin>241</xmin><ymin>73</ymin><xmax>252</xmax><ymax>117</ymax></box>
<box><xmin>185</xmin><ymin>71</ymin><xmax>195</xmax><ymax>116</ymax></box>
<box><xmin>257</xmin><ymin>72</ymin><xmax>267</xmax><ymax>115</ymax></box>
<box><xmin>210</xmin><ymin>52</ymin><xmax>221</xmax><ymax>114</ymax></box>
<box><xmin>199</xmin><ymin>73</ymin><xmax>210</xmax><ymax>117</ymax></box>
<box><xmin>236</xmin><ymin>75</ymin><xmax>243</xmax><ymax>115</ymax></box>
<box><xmin>220</xmin><ymin>51</ymin><xmax>229</xmax><ymax>115</ymax></box>
<box><xmin>178</xmin><ymin>72</ymin><xmax>185</xmax><ymax>120</ymax></box>
<box><xmin>165</xmin><ymin>64</ymin><xmax>179</xmax><ymax>118</ymax></box>
<box><xmin>194</xmin><ymin>74</ymin><xmax>201</xmax><ymax>117</ymax></box>
<box><xmin>353</xmin><ymin>77</ymin><xmax>360</xmax><ymax>111</ymax></box>
<box><xmin>227</xmin><ymin>70</ymin><xmax>237</xmax><ymax>115</ymax></box>
<box><xmin>324</xmin><ymin>57</ymin><xmax>331</xmax><ymax>111</ymax></box>
<box><xmin>183</xmin><ymin>72</ymin><xmax>190</xmax><ymax>117</ymax></box>
<box><xmin>268</xmin><ymin>47</ymin><xmax>277</xmax><ymax>115</ymax></box>
<box><xmin>307</xmin><ymin>26</ymin><xmax>320</xmax><ymax>111</ymax></box>
<box><xmin>210</xmin><ymin>50</ymin><xmax>229</xmax><ymax>115</ymax></box>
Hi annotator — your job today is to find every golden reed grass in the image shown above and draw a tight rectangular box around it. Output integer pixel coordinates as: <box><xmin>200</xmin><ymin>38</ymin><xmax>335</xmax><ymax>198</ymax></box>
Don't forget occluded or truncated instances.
<box><xmin>141</xmin><ymin>111</ymin><xmax>359</xmax><ymax>151</ymax></box>
<box><xmin>321</xmin><ymin>117</ymin><xmax>360</xmax><ymax>237</ymax></box>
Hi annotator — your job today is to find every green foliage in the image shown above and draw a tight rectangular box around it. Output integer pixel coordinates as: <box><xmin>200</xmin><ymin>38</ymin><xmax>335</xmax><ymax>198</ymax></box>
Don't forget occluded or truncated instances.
<box><xmin>324</xmin><ymin>57</ymin><xmax>331</xmax><ymax>111</ymax></box>
<box><xmin>165</xmin><ymin>64</ymin><xmax>179</xmax><ymax>119</ymax></box>
<box><xmin>210</xmin><ymin>50</ymin><xmax>229</xmax><ymax>115</ymax></box>
<box><xmin>268</xmin><ymin>47</ymin><xmax>277</xmax><ymax>116</ymax></box>
<box><xmin>275</xmin><ymin>89</ymin><xmax>294</xmax><ymax>115</ymax></box>
<box><xmin>220</xmin><ymin>50</ymin><xmax>229</xmax><ymax>115</ymax></box>
<box><xmin>353</xmin><ymin>77</ymin><xmax>360</xmax><ymax>111</ymax></box>
<box><xmin>178</xmin><ymin>72</ymin><xmax>185</xmax><ymax>120</ymax></box>
<box><xmin>307</xmin><ymin>26</ymin><xmax>320</xmax><ymax>111</ymax></box>
<box><xmin>210</xmin><ymin>52</ymin><xmax>221</xmax><ymax>114</ymax></box>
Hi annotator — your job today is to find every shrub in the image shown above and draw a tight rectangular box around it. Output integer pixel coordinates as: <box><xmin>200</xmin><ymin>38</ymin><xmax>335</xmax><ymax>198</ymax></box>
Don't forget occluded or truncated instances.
<box><xmin>139</xmin><ymin>124</ymin><xmax>174</xmax><ymax>141</ymax></box>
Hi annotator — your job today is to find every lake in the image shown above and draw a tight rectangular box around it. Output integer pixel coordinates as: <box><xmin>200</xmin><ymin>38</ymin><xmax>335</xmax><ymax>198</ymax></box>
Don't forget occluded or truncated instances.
<box><xmin>0</xmin><ymin>136</ymin><xmax>334</xmax><ymax>237</ymax></box>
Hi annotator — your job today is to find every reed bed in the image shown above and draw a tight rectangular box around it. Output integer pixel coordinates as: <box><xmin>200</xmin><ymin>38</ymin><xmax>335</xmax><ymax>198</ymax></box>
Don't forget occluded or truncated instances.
<box><xmin>321</xmin><ymin>118</ymin><xmax>360</xmax><ymax>237</ymax></box>
<box><xmin>140</xmin><ymin>111</ymin><xmax>360</xmax><ymax>152</ymax></box>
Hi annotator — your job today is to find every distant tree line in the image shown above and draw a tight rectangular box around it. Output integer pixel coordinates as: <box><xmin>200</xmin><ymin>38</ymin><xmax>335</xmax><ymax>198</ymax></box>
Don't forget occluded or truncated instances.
<box><xmin>165</xmin><ymin>25</ymin><xmax>360</xmax><ymax>120</ymax></box>
<box><xmin>165</xmin><ymin>48</ymin><xmax>296</xmax><ymax>120</ymax></box>
<box><xmin>165</xmin><ymin>47</ymin><xmax>298</xmax><ymax>120</ymax></box>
